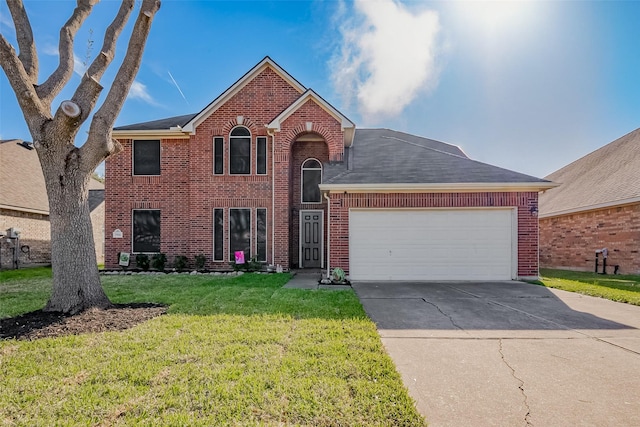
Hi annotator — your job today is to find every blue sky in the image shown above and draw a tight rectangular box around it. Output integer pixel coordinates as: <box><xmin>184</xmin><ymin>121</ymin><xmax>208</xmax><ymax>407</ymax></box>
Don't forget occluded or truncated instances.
<box><xmin>1</xmin><ymin>0</ymin><xmax>639</xmax><ymax>178</ymax></box>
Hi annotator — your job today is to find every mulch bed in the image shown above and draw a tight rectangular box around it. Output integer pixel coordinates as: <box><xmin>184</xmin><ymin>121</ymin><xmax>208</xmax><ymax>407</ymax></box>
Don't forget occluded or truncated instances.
<box><xmin>0</xmin><ymin>303</ymin><xmax>167</xmax><ymax>341</ymax></box>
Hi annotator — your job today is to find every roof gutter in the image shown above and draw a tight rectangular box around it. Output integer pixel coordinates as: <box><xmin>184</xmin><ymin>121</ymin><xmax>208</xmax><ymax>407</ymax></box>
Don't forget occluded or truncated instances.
<box><xmin>0</xmin><ymin>204</ymin><xmax>49</xmax><ymax>216</ymax></box>
<box><xmin>111</xmin><ymin>130</ymin><xmax>191</xmax><ymax>139</ymax></box>
<box><xmin>539</xmin><ymin>196</ymin><xmax>640</xmax><ymax>218</ymax></box>
<box><xmin>319</xmin><ymin>182</ymin><xmax>559</xmax><ymax>194</ymax></box>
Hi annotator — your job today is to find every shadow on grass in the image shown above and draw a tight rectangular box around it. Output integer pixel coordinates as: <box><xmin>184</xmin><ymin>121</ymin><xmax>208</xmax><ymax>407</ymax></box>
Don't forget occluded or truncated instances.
<box><xmin>1</xmin><ymin>273</ymin><xmax>366</xmax><ymax>340</ymax></box>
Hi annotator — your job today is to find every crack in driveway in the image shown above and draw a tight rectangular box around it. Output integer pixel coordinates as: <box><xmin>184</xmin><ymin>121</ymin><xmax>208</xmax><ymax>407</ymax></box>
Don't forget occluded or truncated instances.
<box><xmin>421</xmin><ymin>298</ymin><xmax>468</xmax><ymax>332</ymax></box>
<box><xmin>498</xmin><ymin>338</ymin><xmax>532</xmax><ymax>426</ymax></box>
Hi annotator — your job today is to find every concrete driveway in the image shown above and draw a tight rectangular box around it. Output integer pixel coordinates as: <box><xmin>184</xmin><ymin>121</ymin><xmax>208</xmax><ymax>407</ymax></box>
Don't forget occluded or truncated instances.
<box><xmin>352</xmin><ymin>281</ymin><xmax>640</xmax><ymax>427</ymax></box>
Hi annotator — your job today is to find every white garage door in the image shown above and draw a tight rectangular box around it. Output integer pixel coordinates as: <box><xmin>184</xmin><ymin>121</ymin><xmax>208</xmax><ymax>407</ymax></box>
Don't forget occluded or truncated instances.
<box><xmin>349</xmin><ymin>209</ymin><xmax>515</xmax><ymax>281</ymax></box>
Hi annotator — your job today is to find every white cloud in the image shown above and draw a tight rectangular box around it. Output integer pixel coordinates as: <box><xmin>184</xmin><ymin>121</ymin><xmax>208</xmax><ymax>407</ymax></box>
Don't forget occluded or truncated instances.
<box><xmin>331</xmin><ymin>0</ymin><xmax>441</xmax><ymax>123</ymax></box>
<box><xmin>0</xmin><ymin>11</ymin><xmax>14</xmax><ymax>30</ymax></box>
<box><xmin>127</xmin><ymin>80</ymin><xmax>158</xmax><ymax>105</ymax></box>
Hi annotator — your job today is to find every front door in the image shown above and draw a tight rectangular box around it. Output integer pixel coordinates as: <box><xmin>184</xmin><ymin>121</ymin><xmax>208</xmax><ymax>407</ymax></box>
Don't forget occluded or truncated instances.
<box><xmin>300</xmin><ymin>210</ymin><xmax>323</xmax><ymax>268</ymax></box>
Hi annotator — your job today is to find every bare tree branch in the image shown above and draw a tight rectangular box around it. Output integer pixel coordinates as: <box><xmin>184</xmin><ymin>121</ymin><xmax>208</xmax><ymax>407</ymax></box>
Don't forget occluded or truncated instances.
<box><xmin>5</xmin><ymin>0</ymin><xmax>38</xmax><ymax>83</ymax></box>
<box><xmin>0</xmin><ymin>34</ymin><xmax>47</xmax><ymax>125</ymax></box>
<box><xmin>80</xmin><ymin>0</ymin><xmax>161</xmax><ymax>172</ymax></box>
<box><xmin>64</xmin><ymin>0</ymin><xmax>135</xmax><ymax>130</ymax></box>
<box><xmin>36</xmin><ymin>0</ymin><xmax>96</xmax><ymax>104</ymax></box>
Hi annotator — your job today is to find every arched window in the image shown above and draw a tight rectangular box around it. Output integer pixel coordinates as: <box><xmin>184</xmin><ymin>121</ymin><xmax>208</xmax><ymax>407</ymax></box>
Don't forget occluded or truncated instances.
<box><xmin>229</xmin><ymin>126</ymin><xmax>251</xmax><ymax>174</ymax></box>
<box><xmin>301</xmin><ymin>158</ymin><xmax>322</xmax><ymax>203</ymax></box>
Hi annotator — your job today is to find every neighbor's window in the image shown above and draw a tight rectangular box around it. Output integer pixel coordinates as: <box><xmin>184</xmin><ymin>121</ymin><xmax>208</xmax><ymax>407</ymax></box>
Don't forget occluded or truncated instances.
<box><xmin>256</xmin><ymin>208</ymin><xmax>267</xmax><ymax>262</ymax></box>
<box><xmin>133</xmin><ymin>140</ymin><xmax>160</xmax><ymax>175</ymax></box>
<box><xmin>214</xmin><ymin>137</ymin><xmax>224</xmax><ymax>175</ymax></box>
<box><xmin>229</xmin><ymin>208</ymin><xmax>251</xmax><ymax>261</ymax></box>
<box><xmin>229</xmin><ymin>127</ymin><xmax>251</xmax><ymax>175</ymax></box>
<box><xmin>301</xmin><ymin>158</ymin><xmax>322</xmax><ymax>203</ymax></box>
<box><xmin>132</xmin><ymin>209</ymin><xmax>161</xmax><ymax>253</ymax></box>
<box><xmin>213</xmin><ymin>208</ymin><xmax>224</xmax><ymax>261</ymax></box>
<box><xmin>256</xmin><ymin>136</ymin><xmax>267</xmax><ymax>175</ymax></box>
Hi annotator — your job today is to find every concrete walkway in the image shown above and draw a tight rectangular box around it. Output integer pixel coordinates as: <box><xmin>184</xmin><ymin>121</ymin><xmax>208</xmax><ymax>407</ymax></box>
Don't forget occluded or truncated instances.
<box><xmin>283</xmin><ymin>270</ymin><xmax>352</xmax><ymax>291</ymax></box>
<box><xmin>352</xmin><ymin>281</ymin><xmax>640</xmax><ymax>427</ymax></box>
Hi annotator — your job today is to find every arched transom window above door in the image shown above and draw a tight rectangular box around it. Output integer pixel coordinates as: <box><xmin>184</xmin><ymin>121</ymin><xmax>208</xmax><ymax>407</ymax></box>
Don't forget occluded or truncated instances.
<box><xmin>301</xmin><ymin>158</ymin><xmax>322</xmax><ymax>203</ymax></box>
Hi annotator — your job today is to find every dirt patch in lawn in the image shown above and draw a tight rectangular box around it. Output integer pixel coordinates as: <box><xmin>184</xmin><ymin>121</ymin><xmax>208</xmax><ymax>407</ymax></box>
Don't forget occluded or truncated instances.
<box><xmin>0</xmin><ymin>303</ymin><xmax>167</xmax><ymax>341</ymax></box>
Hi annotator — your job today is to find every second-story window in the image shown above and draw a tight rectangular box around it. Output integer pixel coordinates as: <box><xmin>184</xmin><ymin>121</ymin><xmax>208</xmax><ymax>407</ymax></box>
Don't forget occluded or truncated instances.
<box><xmin>230</xmin><ymin>127</ymin><xmax>251</xmax><ymax>175</ymax></box>
<box><xmin>256</xmin><ymin>136</ymin><xmax>267</xmax><ymax>175</ymax></box>
<box><xmin>301</xmin><ymin>158</ymin><xmax>322</xmax><ymax>203</ymax></box>
<box><xmin>214</xmin><ymin>137</ymin><xmax>224</xmax><ymax>175</ymax></box>
<box><xmin>133</xmin><ymin>140</ymin><xmax>160</xmax><ymax>176</ymax></box>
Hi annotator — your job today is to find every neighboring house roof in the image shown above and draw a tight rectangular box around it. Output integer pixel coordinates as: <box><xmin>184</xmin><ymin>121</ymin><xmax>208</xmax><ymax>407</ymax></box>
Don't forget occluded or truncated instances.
<box><xmin>321</xmin><ymin>129</ymin><xmax>554</xmax><ymax>192</ymax></box>
<box><xmin>88</xmin><ymin>179</ymin><xmax>105</xmax><ymax>213</ymax></box>
<box><xmin>0</xmin><ymin>139</ymin><xmax>106</xmax><ymax>215</ymax></box>
<box><xmin>539</xmin><ymin>128</ymin><xmax>640</xmax><ymax>217</ymax></box>
<box><xmin>0</xmin><ymin>139</ymin><xmax>49</xmax><ymax>215</ymax></box>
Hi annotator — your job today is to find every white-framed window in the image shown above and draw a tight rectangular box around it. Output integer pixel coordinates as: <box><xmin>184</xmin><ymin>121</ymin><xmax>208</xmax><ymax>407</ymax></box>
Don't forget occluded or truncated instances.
<box><xmin>229</xmin><ymin>208</ymin><xmax>251</xmax><ymax>261</ymax></box>
<box><xmin>256</xmin><ymin>208</ymin><xmax>267</xmax><ymax>262</ymax></box>
<box><xmin>256</xmin><ymin>136</ymin><xmax>267</xmax><ymax>175</ymax></box>
<box><xmin>229</xmin><ymin>127</ymin><xmax>251</xmax><ymax>175</ymax></box>
<box><xmin>133</xmin><ymin>140</ymin><xmax>160</xmax><ymax>176</ymax></box>
<box><xmin>213</xmin><ymin>137</ymin><xmax>224</xmax><ymax>175</ymax></box>
<box><xmin>132</xmin><ymin>209</ymin><xmax>161</xmax><ymax>253</ymax></box>
<box><xmin>301</xmin><ymin>158</ymin><xmax>322</xmax><ymax>203</ymax></box>
<box><xmin>213</xmin><ymin>208</ymin><xmax>224</xmax><ymax>261</ymax></box>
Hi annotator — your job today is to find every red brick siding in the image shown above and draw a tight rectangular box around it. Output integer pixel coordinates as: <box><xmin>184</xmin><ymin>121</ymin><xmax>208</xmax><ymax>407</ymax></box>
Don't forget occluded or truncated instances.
<box><xmin>106</xmin><ymin>67</ymin><xmax>342</xmax><ymax>270</ymax></box>
<box><xmin>539</xmin><ymin>203</ymin><xmax>640</xmax><ymax>274</ymax></box>
<box><xmin>289</xmin><ymin>141</ymin><xmax>329</xmax><ymax>267</ymax></box>
<box><xmin>328</xmin><ymin>192</ymin><xmax>540</xmax><ymax>278</ymax></box>
<box><xmin>272</xmin><ymin>99</ymin><xmax>345</xmax><ymax>268</ymax></box>
<box><xmin>105</xmin><ymin>138</ymin><xmax>191</xmax><ymax>268</ymax></box>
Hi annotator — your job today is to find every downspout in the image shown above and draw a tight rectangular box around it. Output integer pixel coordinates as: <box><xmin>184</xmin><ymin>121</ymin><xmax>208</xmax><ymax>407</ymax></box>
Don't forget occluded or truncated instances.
<box><xmin>268</xmin><ymin>128</ymin><xmax>276</xmax><ymax>267</ymax></box>
<box><xmin>324</xmin><ymin>192</ymin><xmax>331</xmax><ymax>279</ymax></box>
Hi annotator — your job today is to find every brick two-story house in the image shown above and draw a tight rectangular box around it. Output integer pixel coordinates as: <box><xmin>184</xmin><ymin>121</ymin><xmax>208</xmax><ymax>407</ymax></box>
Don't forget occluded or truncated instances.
<box><xmin>106</xmin><ymin>57</ymin><xmax>555</xmax><ymax>281</ymax></box>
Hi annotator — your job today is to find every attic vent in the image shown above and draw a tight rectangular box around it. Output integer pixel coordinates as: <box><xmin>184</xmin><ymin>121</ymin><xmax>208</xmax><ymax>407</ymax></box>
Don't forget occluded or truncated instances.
<box><xmin>17</xmin><ymin>141</ymin><xmax>34</xmax><ymax>150</ymax></box>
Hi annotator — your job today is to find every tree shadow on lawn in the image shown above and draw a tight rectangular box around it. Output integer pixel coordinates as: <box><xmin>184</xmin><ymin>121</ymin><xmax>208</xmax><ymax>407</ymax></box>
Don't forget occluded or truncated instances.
<box><xmin>1</xmin><ymin>275</ymin><xmax>366</xmax><ymax>340</ymax></box>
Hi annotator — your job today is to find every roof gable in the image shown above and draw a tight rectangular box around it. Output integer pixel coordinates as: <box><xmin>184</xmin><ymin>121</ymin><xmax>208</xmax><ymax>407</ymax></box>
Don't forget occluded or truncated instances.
<box><xmin>540</xmin><ymin>128</ymin><xmax>640</xmax><ymax>216</ymax></box>
<box><xmin>267</xmin><ymin>89</ymin><xmax>356</xmax><ymax>146</ymax></box>
<box><xmin>182</xmin><ymin>56</ymin><xmax>306</xmax><ymax>133</ymax></box>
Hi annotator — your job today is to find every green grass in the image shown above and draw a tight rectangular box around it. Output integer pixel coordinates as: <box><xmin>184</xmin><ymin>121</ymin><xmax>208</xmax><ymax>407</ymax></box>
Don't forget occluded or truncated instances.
<box><xmin>0</xmin><ymin>271</ymin><xmax>425</xmax><ymax>426</ymax></box>
<box><xmin>539</xmin><ymin>268</ymin><xmax>640</xmax><ymax>305</ymax></box>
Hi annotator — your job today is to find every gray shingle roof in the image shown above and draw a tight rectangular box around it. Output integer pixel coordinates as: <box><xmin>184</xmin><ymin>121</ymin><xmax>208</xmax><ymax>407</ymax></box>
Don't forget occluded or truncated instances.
<box><xmin>539</xmin><ymin>128</ymin><xmax>640</xmax><ymax>216</ymax></box>
<box><xmin>0</xmin><ymin>139</ymin><xmax>49</xmax><ymax>214</ymax></box>
<box><xmin>113</xmin><ymin>113</ymin><xmax>197</xmax><ymax>131</ymax></box>
<box><xmin>323</xmin><ymin>129</ymin><xmax>549</xmax><ymax>185</ymax></box>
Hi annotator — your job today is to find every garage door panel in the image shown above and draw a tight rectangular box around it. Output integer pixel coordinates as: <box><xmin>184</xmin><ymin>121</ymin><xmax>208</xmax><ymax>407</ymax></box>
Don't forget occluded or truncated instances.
<box><xmin>349</xmin><ymin>209</ymin><xmax>514</xmax><ymax>281</ymax></box>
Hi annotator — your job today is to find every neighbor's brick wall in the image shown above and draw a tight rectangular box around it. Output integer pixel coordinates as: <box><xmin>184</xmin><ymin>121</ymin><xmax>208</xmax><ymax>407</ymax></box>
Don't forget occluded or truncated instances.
<box><xmin>328</xmin><ymin>192</ymin><xmax>540</xmax><ymax>278</ymax></box>
<box><xmin>0</xmin><ymin>208</ymin><xmax>50</xmax><ymax>268</ymax></box>
<box><xmin>539</xmin><ymin>203</ymin><xmax>640</xmax><ymax>274</ymax></box>
<box><xmin>90</xmin><ymin>201</ymin><xmax>105</xmax><ymax>264</ymax></box>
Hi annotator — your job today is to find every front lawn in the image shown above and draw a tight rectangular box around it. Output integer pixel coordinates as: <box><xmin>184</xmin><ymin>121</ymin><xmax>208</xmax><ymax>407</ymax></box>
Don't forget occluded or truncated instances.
<box><xmin>539</xmin><ymin>268</ymin><xmax>640</xmax><ymax>305</ymax></box>
<box><xmin>0</xmin><ymin>269</ymin><xmax>425</xmax><ymax>426</ymax></box>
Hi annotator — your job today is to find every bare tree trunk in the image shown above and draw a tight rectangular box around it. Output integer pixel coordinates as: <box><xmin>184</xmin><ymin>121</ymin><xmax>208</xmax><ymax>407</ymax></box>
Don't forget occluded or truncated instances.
<box><xmin>40</xmin><ymin>145</ymin><xmax>111</xmax><ymax>314</ymax></box>
<box><xmin>1</xmin><ymin>0</ymin><xmax>161</xmax><ymax>314</ymax></box>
